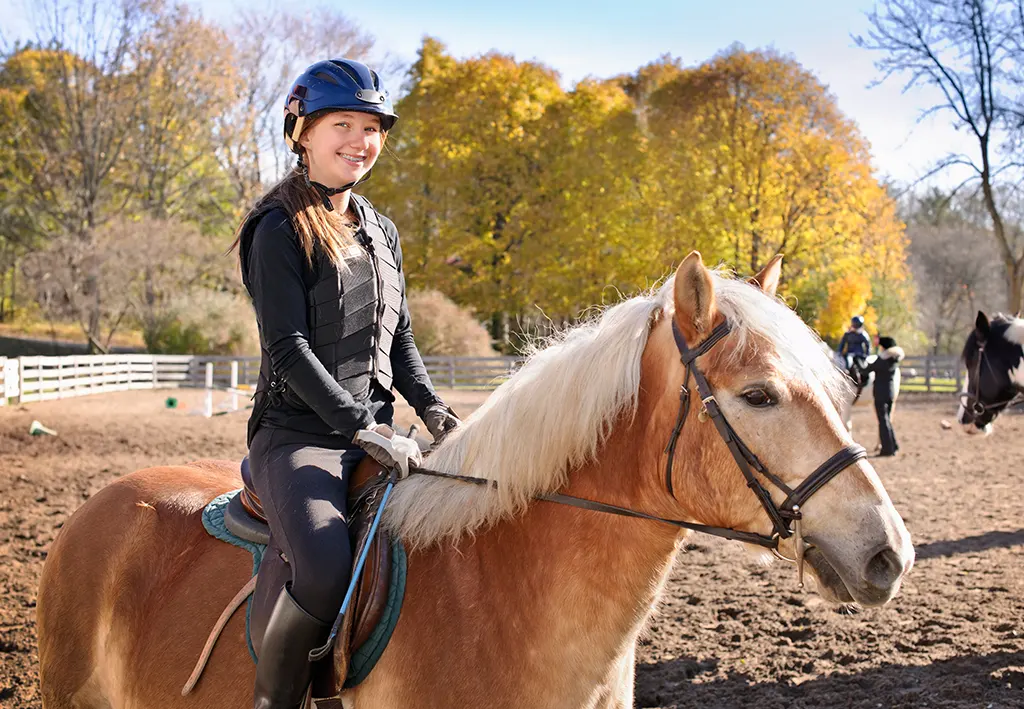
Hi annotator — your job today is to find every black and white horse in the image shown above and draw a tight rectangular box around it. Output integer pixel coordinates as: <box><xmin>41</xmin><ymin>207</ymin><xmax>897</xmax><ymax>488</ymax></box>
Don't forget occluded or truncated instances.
<box><xmin>958</xmin><ymin>311</ymin><xmax>1024</xmax><ymax>435</ymax></box>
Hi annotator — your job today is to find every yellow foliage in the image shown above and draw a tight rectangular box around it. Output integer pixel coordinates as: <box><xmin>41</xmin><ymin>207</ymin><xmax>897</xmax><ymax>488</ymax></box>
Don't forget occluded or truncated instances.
<box><xmin>814</xmin><ymin>272</ymin><xmax>878</xmax><ymax>342</ymax></box>
<box><xmin>364</xmin><ymin>41</ymin><xmax>914</xmax><ymax>341</ymax></box>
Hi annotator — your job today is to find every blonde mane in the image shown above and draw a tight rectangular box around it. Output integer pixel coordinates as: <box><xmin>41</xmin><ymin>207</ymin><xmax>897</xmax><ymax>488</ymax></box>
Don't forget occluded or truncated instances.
<box><xmin>384</xmin><ymin>271</ymin><xmax>849</xmax><ymax>548</ymax></box>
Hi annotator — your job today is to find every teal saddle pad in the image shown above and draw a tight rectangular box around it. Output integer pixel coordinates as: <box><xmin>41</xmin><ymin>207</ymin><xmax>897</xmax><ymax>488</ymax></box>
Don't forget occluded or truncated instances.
<box><xmin>201</xmin><ymin>489</ymin><xmax>406</xmax><ymax>687</ymax></box>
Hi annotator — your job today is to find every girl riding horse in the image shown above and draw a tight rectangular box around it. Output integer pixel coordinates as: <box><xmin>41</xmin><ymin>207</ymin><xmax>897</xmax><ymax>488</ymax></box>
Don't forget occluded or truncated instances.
<box><xmin>234</xmin><ymin>58</ymin><xmax>459</xmax><ymax>708</ymax></box>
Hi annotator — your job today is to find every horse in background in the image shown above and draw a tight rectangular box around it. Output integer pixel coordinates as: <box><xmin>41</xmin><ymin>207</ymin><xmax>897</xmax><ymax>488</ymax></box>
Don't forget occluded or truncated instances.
<box><xmin>958</xmin><ymin>310</ymin><xmax>1024</xmax><ymax>435</ymax></box>
<box><xmin>36</xmin><ymin>253</ymin><xmax>914</xmax><ymax>709</ymax></box>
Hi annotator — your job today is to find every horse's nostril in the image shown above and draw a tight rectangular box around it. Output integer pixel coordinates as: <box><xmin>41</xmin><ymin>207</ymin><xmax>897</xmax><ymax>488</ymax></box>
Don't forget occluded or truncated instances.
<box><xmin>864</xmin><ymin>547</ymin><xmax>903</xmax><ymax>589</ymax></box>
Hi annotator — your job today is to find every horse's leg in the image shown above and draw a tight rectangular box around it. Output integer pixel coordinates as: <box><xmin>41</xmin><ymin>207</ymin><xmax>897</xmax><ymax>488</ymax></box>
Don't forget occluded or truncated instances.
<box><xmin>38</xmin><ymin>463</ymin><xmax>258</xmax><ymax>709</ymax></box>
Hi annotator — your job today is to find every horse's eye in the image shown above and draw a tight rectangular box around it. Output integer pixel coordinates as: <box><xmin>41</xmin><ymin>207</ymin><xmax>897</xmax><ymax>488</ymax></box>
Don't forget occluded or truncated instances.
<box><xmin>742</xmin><ymin>389</ymin><xmax>774</xmax><ymax>408</ymax></box>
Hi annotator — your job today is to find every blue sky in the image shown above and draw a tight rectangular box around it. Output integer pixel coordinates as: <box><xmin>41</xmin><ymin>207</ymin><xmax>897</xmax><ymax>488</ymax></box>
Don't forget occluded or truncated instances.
<box><xmin>6</xmin><ymin>0</ymin><xmax>977</xmax><ymax>187</ymax></box>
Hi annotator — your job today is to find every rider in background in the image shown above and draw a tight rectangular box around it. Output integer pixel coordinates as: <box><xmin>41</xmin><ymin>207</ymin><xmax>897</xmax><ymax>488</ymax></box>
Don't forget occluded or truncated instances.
<box><xmin>839</xmin><ymin>315</ymin><xmax>871</xmax><ymax>365</ymax></box>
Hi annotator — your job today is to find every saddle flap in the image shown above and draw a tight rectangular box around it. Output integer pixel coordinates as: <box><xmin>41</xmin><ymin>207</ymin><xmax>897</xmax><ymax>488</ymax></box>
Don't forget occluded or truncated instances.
<box><xmin>349</xmin><ymin>505</ymin><xmax>393</xmax><ymax>650</ymax></box>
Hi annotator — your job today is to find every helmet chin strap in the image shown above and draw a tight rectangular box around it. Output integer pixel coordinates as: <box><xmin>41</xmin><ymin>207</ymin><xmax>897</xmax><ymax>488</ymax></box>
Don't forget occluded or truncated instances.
<box><xmin>298</xmin><ymin>155</ymin><xmax>372</xmax><ymax>212</ymax></box>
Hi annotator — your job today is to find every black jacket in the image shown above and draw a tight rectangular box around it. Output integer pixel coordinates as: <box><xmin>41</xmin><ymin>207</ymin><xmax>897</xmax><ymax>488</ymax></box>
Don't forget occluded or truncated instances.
<box><xmin>240</xmin><ymin>200</ymin><xmax>442</xmax><ymax>444</ymax></box>
<box><xmin>865</xmin><ymin>346</ymin><xmax>904</xmax><ymax>403</ymax></box>
<box><xmin>839</xmin><ymin>328</ymin><xmax>872</xmax><ymax>358</ymax></box>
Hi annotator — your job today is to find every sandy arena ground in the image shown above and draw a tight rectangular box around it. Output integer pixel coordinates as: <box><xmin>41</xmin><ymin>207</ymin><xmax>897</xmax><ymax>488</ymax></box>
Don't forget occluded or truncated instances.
<box><xmin>1</xmin><ymin>390</ymin><xmax>1022</xmax><ymax>708</ymax></box>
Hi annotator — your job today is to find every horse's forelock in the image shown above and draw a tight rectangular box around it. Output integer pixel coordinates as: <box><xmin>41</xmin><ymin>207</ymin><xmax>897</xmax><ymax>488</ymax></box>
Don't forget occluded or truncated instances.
<box><xmin>709</xmin><ymin>273</ymin><xmax>852</xmax><ymax>406</ymax></box>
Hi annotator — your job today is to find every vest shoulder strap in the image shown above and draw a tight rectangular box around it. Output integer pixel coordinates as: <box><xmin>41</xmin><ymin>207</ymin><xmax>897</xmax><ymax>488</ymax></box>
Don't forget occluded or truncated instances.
<box><xmin>350</xmin><ymin>194</ymin><xmax>395</xmax><ymax>252</ymax></box>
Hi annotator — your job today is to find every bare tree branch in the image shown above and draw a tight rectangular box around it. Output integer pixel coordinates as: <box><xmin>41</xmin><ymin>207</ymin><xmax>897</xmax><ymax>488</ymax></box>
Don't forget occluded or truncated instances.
<box><xmin>858</xmin><ymin>0</ymin><xmax>1024</xmax><ymax>312</ymax></box>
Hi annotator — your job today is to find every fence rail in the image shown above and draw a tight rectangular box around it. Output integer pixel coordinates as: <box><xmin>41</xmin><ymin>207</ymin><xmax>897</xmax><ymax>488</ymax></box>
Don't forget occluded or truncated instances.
<box><xmin>0</xmin><ymin>352</ymin><xmax>968</xmax><ymax>407</ymax></box>
<box><xmin>0</xmin><ymin>357</ymin><xmax>19</xmax><ymax>405</ymax></box>
<box><xmin>421</xmin><ymin>355</ymin><xmax>523</xmax><ymax>389</ymax></box>
<box><xmin>899</xmin><ymin>355</ymin><xmax>963</xmax><ymax>394</ymax></box>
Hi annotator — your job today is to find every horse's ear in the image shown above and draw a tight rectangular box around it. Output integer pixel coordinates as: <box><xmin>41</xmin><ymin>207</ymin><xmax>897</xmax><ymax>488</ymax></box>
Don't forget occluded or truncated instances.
<box><xmin>975</xmin><ymin>311</ymin><xmax>990</xmax><ymax>341</ymax></box>
<box><xmin>749</xmin><ymin>254</ymin><xmax>783</xmax><ymax>297</ymax></box>
<box><xmin>674</xmin><ymin>251</ymin><xmax>718</xmax><ymax>341</ymax></box>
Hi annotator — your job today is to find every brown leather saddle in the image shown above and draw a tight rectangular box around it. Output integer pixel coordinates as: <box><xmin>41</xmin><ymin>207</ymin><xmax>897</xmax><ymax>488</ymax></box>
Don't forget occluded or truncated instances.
<box><xmin>227</xmin><ymin>455</ymin><xmax>395</xmax><ymax>698</ymax></box>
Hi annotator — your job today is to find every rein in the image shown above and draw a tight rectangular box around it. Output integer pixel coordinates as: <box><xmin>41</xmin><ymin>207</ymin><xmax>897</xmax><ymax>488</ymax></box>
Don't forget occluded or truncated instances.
<box><xmin>407</xmin><ymin>318</ymin><xmax>867</xmax><ymax>587</ymax></box>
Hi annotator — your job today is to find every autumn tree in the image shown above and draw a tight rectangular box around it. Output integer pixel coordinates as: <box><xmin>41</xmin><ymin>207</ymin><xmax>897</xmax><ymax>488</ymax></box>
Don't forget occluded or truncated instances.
<box><xmin>367</xmin><ymin>43</ymin><xmax>914</xmax><ymax>349</ymax></box>
<box><xmin>644</xmin><ymin>48</ymin><xmax>911</xmax><ymax>330</ymax></box>
<box><xmin>1</xmin><ymin>0</ymin><xmax>174</xmax><ymax>350</ymax></box>
<box><xmin>907</xmin><ymin>189</ymin><xmax>1012</xmax><ymax>353</ymax></box>
<box><xmin>367</xmin><ymin>38</ymin><xmax>563</xmax><ymax>347</ymax></box>
<box><xmin>522</xmin><ymin>79</ymin><xmax>653</xmax><ymax>317</ymax></box>
<box><xmin>123</xmin><ymin>4</ymin><xmax>236</xmax><ymax>227</ymax></box>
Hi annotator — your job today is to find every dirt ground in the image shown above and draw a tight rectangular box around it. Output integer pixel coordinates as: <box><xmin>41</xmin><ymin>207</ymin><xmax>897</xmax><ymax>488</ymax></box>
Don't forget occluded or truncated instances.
<box><xmin>1</xmin><ymin>391</ymin><xmax>1022</xmax><ymax>708</ymax></box>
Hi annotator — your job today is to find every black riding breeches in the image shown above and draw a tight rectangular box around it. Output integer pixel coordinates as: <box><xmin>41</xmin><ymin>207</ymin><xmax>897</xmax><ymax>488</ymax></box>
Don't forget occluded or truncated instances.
<box><xmin>248</xmin><ymin>426</ymin><xmax>367</xmax><ymax>624</ymax></box>
<box><xmin>874</xmin><ymin>399</ymin><xmax>898</xmax><ymax>455</ymax></box>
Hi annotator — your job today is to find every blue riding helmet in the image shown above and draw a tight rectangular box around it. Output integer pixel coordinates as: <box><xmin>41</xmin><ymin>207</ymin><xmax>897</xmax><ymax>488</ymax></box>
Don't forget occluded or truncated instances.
<box><xmin>851</xmin><ymin>315</ymin><xmax>865</xmax><ymax>328</ymax></box>
<box><xmin>283</xmin><ymin>58</ymin><xmax>398</xmax><ymax>154</ymax></box>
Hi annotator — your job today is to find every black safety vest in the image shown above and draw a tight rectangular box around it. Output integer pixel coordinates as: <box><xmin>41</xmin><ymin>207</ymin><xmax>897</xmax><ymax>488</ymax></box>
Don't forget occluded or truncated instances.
<box><xmin>308</xmin><ymin>194</ymin><xmax>402</xmax><ymax>397</ymax></box>
<box><xmin>240</xmin><ymin>195</ymin><xmax>402</xmax><ymax>442</ymax></box>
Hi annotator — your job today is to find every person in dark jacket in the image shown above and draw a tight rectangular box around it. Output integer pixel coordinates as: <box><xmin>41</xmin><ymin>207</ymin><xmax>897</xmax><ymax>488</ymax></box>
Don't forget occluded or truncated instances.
<box><xmin>839</xmin><ymin>315</ymin><xmax>872</xmax><ymax>363</ymax></box>
<box><xmin>233</xmin><ymin>58</ymin><xmax>460</xmax><ymax>709</ymax></box>
<box><xmin>864</xmin><ymin>335</ymin><xmax>904</xmax><ymax>457</ymax></box>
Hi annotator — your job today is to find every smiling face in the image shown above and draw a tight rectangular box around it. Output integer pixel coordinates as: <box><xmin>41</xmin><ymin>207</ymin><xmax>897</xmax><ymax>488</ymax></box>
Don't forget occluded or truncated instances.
<box><xmin>299</xmin><ymin>110</ymin><xmax>383</xmax><ymax>188</ymax></box>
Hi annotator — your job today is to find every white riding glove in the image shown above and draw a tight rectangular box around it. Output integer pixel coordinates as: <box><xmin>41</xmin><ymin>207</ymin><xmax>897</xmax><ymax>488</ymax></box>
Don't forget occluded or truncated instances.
<box><xmin>354</xmin><ymin>425</ymin><xmax>423</xmax><ymax>478</ymax></box>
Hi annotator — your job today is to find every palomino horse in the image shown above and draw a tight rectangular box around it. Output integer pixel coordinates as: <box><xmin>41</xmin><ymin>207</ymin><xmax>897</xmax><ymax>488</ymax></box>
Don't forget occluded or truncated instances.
<box><xmin>37</xmin><ymin>253</ymin><xmax>914</xmax><ymax>709</ymax></box>
<box><xmin>958</xmin><ymin>310</ymin><xmax>1024</xmax><ymax>435</ymax></box>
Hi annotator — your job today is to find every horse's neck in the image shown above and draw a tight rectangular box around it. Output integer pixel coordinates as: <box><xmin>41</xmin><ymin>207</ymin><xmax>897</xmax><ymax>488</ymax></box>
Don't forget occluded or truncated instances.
<box><xmin>998</xmin><ymin>322</ymin><xmax>1024</xmax><ymax>388</ymax></box>
<box><xmin>425</xmin><ymin>445</ymin><xmax>681</xmax><ymax>699</ymax></box>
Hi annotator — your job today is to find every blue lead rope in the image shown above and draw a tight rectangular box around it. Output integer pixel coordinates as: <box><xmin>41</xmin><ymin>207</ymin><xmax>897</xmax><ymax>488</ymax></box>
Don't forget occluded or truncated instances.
<box><xmin>308</xmin><ymin>477</ymin><xmax>395</xmax><ymax>662</ymax></box>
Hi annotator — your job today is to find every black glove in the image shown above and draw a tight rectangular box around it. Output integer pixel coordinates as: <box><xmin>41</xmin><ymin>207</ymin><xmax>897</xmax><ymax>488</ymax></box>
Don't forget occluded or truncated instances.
<box><xmin>422</xmin><ymin>403</ymin><xmax>461</xmax><ymax>443</ymax></box>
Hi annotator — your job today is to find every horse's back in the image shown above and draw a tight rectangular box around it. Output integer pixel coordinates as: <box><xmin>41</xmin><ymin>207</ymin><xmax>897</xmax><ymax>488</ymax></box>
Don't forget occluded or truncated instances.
<box><xmin>37</xmin><ymin>460</ymin><xmax>256</xmax><ymax>709</ymax></box>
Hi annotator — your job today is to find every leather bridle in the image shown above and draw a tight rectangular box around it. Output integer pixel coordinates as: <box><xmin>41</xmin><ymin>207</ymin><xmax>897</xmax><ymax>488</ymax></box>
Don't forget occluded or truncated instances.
<box><xmin>658</xmin><ymin>319</ymin><xmax>867</xmax><ymax>584</ymax></box>
<box><xmin>410</xmin><ymin>317</ymin><xmax>868</xmax><ymax>588</ymax></box>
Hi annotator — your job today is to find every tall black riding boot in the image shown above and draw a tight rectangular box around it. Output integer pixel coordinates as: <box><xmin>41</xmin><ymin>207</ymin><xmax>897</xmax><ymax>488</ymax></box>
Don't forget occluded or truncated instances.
<box><xmin>253</xmin><ymin>586</ymin><xmax>330</xmax><ymax>709</ymax></box>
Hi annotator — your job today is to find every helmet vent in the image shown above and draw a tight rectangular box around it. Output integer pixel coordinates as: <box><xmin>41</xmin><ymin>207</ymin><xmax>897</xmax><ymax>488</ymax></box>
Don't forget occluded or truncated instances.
<box><xmin>314</xmin><ymin>71</ymin><xmax>341</xmax><ymax>86</ymax></box>
<box><xmin>370</xmin><ymin>70</ymin><xmax>380</xmax><ymax>90</ymax></box>
<box><xmin>330</xmin><ymin>60</ymin><xmax>364</xmax><ymax>86</ymax></box>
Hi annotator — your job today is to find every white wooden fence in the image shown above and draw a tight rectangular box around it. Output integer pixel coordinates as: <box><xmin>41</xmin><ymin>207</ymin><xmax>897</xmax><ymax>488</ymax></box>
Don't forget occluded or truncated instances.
<box><xmin>900</xmin><ymin>355</ymin><xmax>964</xmax><ymax>394</ymax></box>
<box><xmin>421</xmin><ymin>355</ymin><xmax>522</xmax><ymax>389</ymax></box>
<box><xmin>2</xmin><ymin>355</ymin><xmax>257</xmax><ymax>405</ymax></box>
<box><xmin>0</xmin><ymin>352</ymin><xmax>969</xmax><ymax>407</ymax></box>
<box><xmin>0</xmin><ymin>354</ymin><xmax>524</xmax><ymax>406</ymax></box>
<box><xmin>0</xmin><ymin>356</ymin><xmax>19</xmax><ymax>405</ymax></box>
